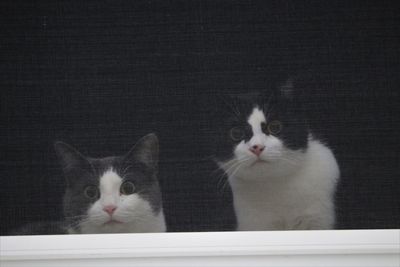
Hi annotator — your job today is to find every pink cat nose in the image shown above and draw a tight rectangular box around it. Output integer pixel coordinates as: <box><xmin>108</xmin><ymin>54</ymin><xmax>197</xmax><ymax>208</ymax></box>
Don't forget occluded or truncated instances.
<box><xmin>103</xmin><ymin>205</ymin><xmax>117</xmax><ymax>215</ymax></box>
<box><xmin>249</xmin><ymin>145</ymin><xmax>265</xmax><ymax>156</ymax></box>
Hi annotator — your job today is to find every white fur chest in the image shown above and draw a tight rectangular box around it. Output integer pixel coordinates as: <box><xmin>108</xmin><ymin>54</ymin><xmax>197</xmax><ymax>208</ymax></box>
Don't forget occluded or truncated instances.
<box><xmin>229</xmin><ymin>140</ymin><xmax>339</xmax><ymax>231</ymax></box>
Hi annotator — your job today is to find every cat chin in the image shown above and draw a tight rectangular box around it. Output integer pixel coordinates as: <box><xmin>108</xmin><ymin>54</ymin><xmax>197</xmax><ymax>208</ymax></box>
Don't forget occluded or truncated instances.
<box><xmin>99</xmin><ymin>222</ymin><xmax>126</xmax><ymax>232</ymax></box>
<box><xmin>89</xmin><ymin>215</ymin><xmax>137</xmax><ymax>228</ymax></box>
<box><xmin>103</xmin><ymin>219</ymin><xmax>124</xmax><ymax>225</ymax></box>
<box><xmin>78</xmin><ymin>221</ymin><xmax>135</xmax><ymax>234</ymax></box>
<box><xmin>228</xmin><ymin>157</ymin><xmax>301</xmax><ymax>181</ymax></box>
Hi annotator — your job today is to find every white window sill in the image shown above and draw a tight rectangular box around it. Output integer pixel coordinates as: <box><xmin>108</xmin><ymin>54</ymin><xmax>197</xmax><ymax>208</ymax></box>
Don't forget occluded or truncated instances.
<box><xmin>1</xmin><ymin>229</ymin><xmax>399</xmax><ymax>267</ymax></box>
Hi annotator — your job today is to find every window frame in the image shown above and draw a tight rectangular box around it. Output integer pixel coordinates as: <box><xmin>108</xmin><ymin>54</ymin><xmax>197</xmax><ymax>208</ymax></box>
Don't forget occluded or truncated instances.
<box><xmin>1</xmin><ymin>229</ymin><xmax>398</xmax><ymax>267</ymax></box>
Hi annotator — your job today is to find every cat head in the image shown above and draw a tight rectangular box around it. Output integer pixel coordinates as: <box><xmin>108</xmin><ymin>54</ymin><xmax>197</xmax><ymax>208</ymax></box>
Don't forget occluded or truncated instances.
<box><xmin>214</xmin><ymin>80</ymin><xmax>310</xmax><ymax>180</ymax></box>
<box><xmin>54</xmin><ymin>133</ymin><xmax>162</xmax><ymax>233</ymax></box>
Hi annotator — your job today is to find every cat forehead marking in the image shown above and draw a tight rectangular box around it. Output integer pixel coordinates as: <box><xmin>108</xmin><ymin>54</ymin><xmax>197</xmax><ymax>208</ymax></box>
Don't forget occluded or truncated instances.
<box><xmin>99</xmin><ymin>169</ymin><xmax>122</xmax><ymax>195</ymax></box>
<box><xmin>248</xmin><ymin>107</ymin><xmax>266</xmax><ymax>134</ymax></box>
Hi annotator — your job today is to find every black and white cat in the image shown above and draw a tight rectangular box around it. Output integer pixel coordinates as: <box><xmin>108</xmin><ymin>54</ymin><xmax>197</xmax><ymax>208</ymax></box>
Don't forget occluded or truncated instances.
<box><xmin>54</xmin><ymin>133</ymin><xmax>166</xmax><ymax>234</ymax></box>
<box><xmin>214</xmin><ymin>82</ymin><xmax>339</xmax><ymax>231</ymax></box>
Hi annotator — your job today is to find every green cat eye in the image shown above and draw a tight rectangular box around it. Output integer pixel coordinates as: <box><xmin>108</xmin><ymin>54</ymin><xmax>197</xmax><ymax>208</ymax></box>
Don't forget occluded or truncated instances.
<box><xmin>120</xmin><ymin>181</ymin><xmax>136</xmax><ymax>195</ymax></box>
<box><xmin>84</xmin><ymin>185</ymin><xmax>99</xmax><ymax>199</ymax></box>
<box><xmin>230</xmin><ymin>126</ymin><xmax>245</xmax><ymax>141</ymax></box>
<box><xmin>267</xmin><ymin>120</ymin><xmax>283</xmax><ymax>135</ymax></box>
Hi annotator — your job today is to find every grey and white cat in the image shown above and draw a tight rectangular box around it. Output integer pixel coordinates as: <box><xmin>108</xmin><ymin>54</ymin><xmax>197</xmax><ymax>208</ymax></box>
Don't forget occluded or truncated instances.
<box><xmin>214</xmin><ymin>82</ymin><xmax>339</xmax><ymax>231</ymax></box>
<box><xmin>54</xmin><ymin>133</ymin><xmax>166</xmax><ymax>234</ymax></box>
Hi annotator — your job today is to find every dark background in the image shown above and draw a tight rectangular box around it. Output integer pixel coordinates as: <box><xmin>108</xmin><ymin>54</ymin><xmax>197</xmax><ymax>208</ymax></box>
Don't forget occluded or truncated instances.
<box><xmin>1</xmin><ymin>1</ymin><xmax>398</xmax><ymax>234</ymax></box>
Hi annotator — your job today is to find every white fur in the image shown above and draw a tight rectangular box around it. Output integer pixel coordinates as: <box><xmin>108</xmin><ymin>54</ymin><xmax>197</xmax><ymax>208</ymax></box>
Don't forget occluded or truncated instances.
<box><xmin>221</xmin><ymin>108</ymin><xmax>339</xmax><ymax>231</ymax></box>
<box><xmin>69</xmin><ymin>169</ymin><xmax>166</xmax><ymax>234</ymax></box>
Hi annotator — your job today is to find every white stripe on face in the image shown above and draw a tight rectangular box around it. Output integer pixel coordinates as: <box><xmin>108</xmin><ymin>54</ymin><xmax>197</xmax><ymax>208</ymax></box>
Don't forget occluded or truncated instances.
<box><xmin>247</xmin><ymin>107</ymin><xmax>266</xmax><ymax>135</ymax></box>
<box><xmin>99</xmin><ymin>169</ymin><xmax>122</xmax><ymax>205</ymax></box>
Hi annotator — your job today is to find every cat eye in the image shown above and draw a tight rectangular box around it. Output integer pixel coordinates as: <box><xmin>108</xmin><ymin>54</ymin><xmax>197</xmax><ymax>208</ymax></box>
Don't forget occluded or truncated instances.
<box><xmin>267</xmin><ymin>120</ymin><xmax>283</xmax><ymax>135</ymax></box>
<box><xmin>230</xmin><ymin>126</ymin><xmax>245</xmax><ymax>141</ymax></box>
<box><xmin>120</xmin><ymin>181</ymin><xmax>136</xmax><ymax>195</ymax></box>
<box><xmin>84</xmin><ymin>185</ymin><xmax>99</xmax><ymax>199</ymax></box>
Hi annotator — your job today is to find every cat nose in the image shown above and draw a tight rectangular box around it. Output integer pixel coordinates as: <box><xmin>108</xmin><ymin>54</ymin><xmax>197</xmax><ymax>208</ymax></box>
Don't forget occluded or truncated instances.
<box><xmin>249</xmin><ymin>145</ymin><xmax>265</xmax><ymax>156</ymax></box>
<box><xmin>103</xmin><ymin>205</ymin><xmax>117</xmax><ymax>215</ymax></box>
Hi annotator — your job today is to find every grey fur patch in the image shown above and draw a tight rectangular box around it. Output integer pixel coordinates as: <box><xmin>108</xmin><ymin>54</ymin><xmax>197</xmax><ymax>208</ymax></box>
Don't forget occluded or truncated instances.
<box><xmin>55</xmin><ymin>133</ymin><xmax>163</xmax><ymax>232</ymax></box>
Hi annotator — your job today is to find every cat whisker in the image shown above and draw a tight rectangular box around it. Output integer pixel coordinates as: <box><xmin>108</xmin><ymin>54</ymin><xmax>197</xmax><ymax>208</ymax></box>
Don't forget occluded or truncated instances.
<box><xmin>219</xmin><ymin>159</ymin><xmax>250</xmax><ymax>194</ymax></box>
<box><xmin>222</xmin><ymin>158</ymin><xmax>252</xmax><ymax>175</ymax></box>
<box><xmin>211</xmin><ymin>161</ymin><xmax>232</xmax><ymax>175</ymax></box>
<box><xmin>216</xmin><ymin>173</ymin><xmax>228</xmax><ymax>192</ymax></box>
<box><xmin>211</xmin><ymin>159</ymin><xmax>237</xmax><ymax>180</ymax></box>
<box><xmin>214</xmin><ymin>159</ymin><xmax>241</xmax><ymax>185</ymax></box>
<box><xmin>215</xmin><ymin>161</ymin><xmax>241</xmax><ymax>192</ymax></box>
<box><xmin>216</xmin><ymin>158</ymin><xmax>252</xmax><ymax>194</ymax></box>
<box><xmin>217</xmin><ymin>156</ymin><xmax>250</xmax><ymax>171</ymax></box>
<box><xmin>227</xmin><ymin>162</ymin><xmax>245</xmax><ymax>181</ymax></box>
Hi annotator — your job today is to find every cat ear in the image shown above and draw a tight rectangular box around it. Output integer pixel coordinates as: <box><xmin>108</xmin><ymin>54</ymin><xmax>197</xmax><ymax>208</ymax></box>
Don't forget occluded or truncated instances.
<box><xmin>124</xmin><ymin>133</ymin><xmax>159</xmax><ymax>170</ymax></box>
<box><xmin>54</xmin><ymin>141</ymin><xmax>91</xmax><ymax>172</ymax></box>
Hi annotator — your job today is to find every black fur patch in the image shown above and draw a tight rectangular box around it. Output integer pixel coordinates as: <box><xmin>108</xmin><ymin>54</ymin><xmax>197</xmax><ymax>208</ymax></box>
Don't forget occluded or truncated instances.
<box><xmin>211</xmin><ymin>83</ymin><xmax>309</xmax><ymax>162</ymax></box>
